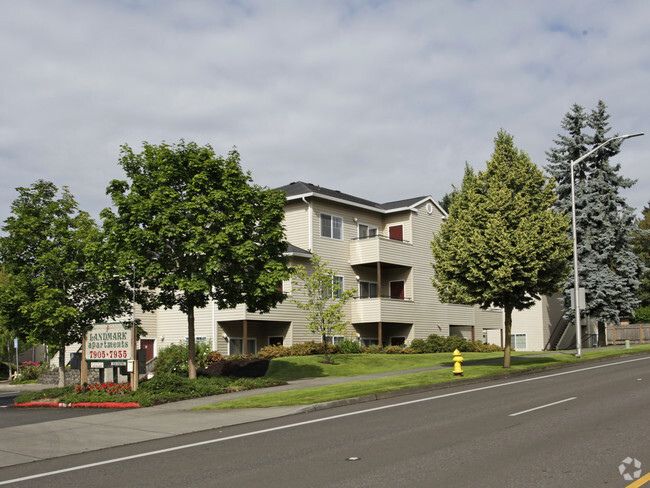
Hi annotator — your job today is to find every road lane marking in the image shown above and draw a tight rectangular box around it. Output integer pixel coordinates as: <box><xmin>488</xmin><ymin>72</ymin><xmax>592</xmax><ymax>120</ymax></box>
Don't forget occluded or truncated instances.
<box><xmin>509</xmin><ymin>396</ymin><xmax>576</xmax><ymax>417</ymax></box>
<box><xmin>626</xmin><ymin>472</ymin><xmax>650</xmax><ymax>487</ymax></box>
<box><xmin>1</xmin><ymin>355</ymin><xmax>648</xmax><ymax>486</ymax></box>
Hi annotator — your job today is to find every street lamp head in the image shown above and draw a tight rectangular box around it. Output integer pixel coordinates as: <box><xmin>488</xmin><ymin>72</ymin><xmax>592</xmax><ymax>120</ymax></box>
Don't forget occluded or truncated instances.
<box><xmin>620</xmin><ymin>132</ymin><xmax>644</xmax><ymax>140</ymax></box>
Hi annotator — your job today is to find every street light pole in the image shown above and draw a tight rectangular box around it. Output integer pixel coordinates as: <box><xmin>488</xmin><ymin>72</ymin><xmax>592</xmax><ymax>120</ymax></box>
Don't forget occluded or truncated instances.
<box><xmin>570</xmin><ymin>132</ymin><xmax>643</xmax><ymax>358</ymax></box>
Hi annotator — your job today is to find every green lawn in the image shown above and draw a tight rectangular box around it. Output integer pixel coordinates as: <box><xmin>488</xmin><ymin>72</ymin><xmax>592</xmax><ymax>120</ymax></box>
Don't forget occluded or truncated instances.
<box><xmin>195</xmin><ymin>345</ymin><xmax>650</xmax><ymax>410</ymax></box>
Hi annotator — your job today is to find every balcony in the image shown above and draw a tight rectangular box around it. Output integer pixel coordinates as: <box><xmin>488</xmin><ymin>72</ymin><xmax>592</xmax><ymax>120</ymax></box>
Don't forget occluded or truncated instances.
<box><xmin>349</xmin><ymin>235</ymin><xmax>414</xmax><ymax>266</ymax></box>
<box><xmin>351</xmin><ymin>297</ymin><xmax>415</xmax><ymax>324</ymax></box>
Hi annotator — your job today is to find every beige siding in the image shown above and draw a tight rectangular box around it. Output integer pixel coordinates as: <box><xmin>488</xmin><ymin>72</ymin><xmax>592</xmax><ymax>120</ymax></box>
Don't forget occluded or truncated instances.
<box><xmin>140</xmin><ymin>191</ymin><xmax>505</xmax><ymax>356</ymax></box>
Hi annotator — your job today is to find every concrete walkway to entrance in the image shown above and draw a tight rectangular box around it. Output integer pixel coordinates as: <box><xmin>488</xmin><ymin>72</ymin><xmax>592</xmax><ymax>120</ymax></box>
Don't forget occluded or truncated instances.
<box><xmin>0</xmin><ymin>348</ymin><xmax>633</xmax><ymax>468</ymax></box>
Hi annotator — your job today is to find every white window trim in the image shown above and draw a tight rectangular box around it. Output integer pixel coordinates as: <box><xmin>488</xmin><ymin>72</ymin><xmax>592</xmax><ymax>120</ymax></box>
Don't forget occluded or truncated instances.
<box><xmin>357</xmin><ymin>223</ymin><xmax>378</xmax><ymax>239</ymax></box>
<box><xmin>320</xmin><ymin>213</ymin><xmax>344</xmax><ymax>241</ymax></box>
<box><xmin>510</xmin><ymin>333</ymin><xmax>527</xmax><ymax>350</ymax></box>
<box><xmin>324</xmin><ymin>335</ymin><xmax>345</xmax><ymax>345</ymax></box>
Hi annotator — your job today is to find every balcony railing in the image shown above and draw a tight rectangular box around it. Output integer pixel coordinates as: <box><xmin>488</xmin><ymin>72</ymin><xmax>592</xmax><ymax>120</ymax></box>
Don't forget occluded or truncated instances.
<box><xmin>349</xmin><ymin>235</ymin><xmax>414</xmax><ymax>266</ymax></box>
<box><xmin>351</xmin><ymin>296</ymin><xmax>414</xmax><ymax>323</ymax></box>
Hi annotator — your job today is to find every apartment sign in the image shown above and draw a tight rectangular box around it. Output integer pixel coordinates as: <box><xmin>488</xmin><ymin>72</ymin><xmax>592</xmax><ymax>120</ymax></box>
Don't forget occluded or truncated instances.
<box><xmin>84</xmin><ymin>323</ymin><xmax>132</xmax><ymax>361</ymax></box>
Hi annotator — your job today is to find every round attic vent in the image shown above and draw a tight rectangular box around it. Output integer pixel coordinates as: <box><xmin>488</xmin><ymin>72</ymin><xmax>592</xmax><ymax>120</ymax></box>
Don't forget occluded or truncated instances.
<box><xmin>426</xmin><ymin>203</ymin><xmax>434</xmax><ymax>214</ymax></box>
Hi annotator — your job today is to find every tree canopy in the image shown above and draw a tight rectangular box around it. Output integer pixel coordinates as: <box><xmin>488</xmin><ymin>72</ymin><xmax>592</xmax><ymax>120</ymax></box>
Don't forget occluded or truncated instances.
<box><xmin>432</xmin><ymin>130</ymin><xmax>571</xmax><ymax>367</ymax></box>
<box><xmin>101</xmin><ymin>141</ymin><xmax>291</xmax><ymax>378</ymax></box>
<box><xmin>0</xmin><ymin>180</ymin><xmax>127</xmax><ymax>385</ymax></box>
<box><xmin>546</xmin><ymin>101</ymin><xmax>643</xmax><ymax>344</ymax></box>
<box><xmin>632</xmin><ymin>202</ymin><xmax>650</xmax><ymax>320</ymax></box>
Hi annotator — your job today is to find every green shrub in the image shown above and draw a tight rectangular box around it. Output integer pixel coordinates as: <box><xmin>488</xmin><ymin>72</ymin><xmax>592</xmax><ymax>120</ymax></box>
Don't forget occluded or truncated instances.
<box><xmin>257</xmin><ymin>344</ymin><xmax>291</xmax><ymax>359</ymax></box>
<box><xmin>338</xmin><ymin>339</ymin><xmax>363</xmax><ymax>354</ymax></box>
<box><xmin>633</xmin><ymin>306</ymin><xmax>650</xmax><ymax>323</ymax></box>
<box><xmin>154</xmin><ymin>341</ymin><xmax>214</xmax><ymax>375</ymax></box>
<box><xmin>408</xmin><ymin>339</ymin><xmax>432</xmax><ymax>353</ymax></box>
<box><xmin>363</xmin><ymin>345</ymin><xmax>384</xmax><ymax>354</ymax></box>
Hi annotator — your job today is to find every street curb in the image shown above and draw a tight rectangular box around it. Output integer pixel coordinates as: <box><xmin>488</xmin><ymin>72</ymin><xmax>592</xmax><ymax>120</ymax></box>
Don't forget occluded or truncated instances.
<box><xmin>15</xmin><ymin>401</ymin><xmax>141</xmax><ymax>408</ymax></box>
<box><xmin>297</xmin><ymin>351</ymin><xmax>650</xmax><ymax>413</ymax></box>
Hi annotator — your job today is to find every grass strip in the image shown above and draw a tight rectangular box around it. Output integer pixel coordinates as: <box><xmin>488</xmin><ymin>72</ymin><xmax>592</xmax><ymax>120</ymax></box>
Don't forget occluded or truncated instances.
<box><xmin>197</xmin><ymin>346</ymin><xmax>650</xmax><ymax>410</ymax></box>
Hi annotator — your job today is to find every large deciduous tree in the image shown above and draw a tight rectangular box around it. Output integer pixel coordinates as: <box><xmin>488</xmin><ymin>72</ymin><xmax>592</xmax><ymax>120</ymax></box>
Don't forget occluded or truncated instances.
<box><xmin>0</xmin><ymin>181</ymin><xmax>127</xmax><ymax>386</ymax></box>
<box><xmin>101</xmin><ymin>141</ymin><xmax>290</xmax><ymax>379</ymax></box>
<box><xmin>432</xmin><ymin>130</ymin><xmax>571</xmax><ymax>367</ymax></box>
<box><xmin>291</xmin><ymin>255</ymin><xmax>354</xmax><ymax>364</ymax></box>
<box><xmin>546</xmin><ymin>101</ymin><xmax>644</xmax><ymax>345</ymax></box>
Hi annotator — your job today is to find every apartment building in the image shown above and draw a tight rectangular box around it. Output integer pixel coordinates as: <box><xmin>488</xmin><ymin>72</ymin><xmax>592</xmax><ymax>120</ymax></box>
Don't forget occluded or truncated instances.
<box><xmin>138</xmin><ymin>182</ymin><xmax>503</xmax><ymax>358</ymax></box>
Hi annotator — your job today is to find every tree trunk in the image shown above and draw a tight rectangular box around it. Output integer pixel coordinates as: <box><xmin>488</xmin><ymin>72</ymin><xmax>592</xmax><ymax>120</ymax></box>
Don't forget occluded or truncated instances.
<box><xmin>187</xmin><ymin>306</ymin><xmax>196</xmax><ymax>380</ymax></box>
<box><xmin>58</xmin><ymin>340</ymin><xmax>66</xmax><ymax>387</ymax></box>
<box><xmin>598</xmin><ymin>320</ymin><xmax>606</xmax><ymax>347</ymax></box>
<box><xmin>323</xmin><ymin>333</ymin><xmax>329</xmax><ymax>364</ymax></box>
<box><xmin>503</xmin><ymin>305</ymin><xmax>513</xmax><ymax>368</ymax></box>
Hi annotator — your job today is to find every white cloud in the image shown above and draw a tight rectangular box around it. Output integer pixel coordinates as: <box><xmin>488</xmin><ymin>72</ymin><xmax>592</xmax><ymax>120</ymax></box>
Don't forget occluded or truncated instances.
<box><xmin>1</xmin><ymin>0</ymin><xmax>649</xmax><ymax>226</ymax></box>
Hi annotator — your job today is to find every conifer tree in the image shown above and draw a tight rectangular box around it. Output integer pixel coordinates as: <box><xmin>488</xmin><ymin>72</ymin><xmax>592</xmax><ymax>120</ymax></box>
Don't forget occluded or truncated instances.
<box><xmin>546</xmin><ymin>101</ymin><xmax>643</xmax><ymax>346</ymax></box>
<box><xmin>432</xmin><ymin>131</ymin><xmax>571</xmax><ymax>367</ymax></box>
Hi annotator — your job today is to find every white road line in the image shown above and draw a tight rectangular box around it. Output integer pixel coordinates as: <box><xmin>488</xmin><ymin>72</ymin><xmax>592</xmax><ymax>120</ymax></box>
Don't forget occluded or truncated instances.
<box><xmin>1</xmin><ymin>355</ymin><xmax>648</xmax><ymax>486</ymax></box>
<box><xmin>509</xmin><ymin>396</ymin><xmax>576</xmax><ymax>417</ymax></box>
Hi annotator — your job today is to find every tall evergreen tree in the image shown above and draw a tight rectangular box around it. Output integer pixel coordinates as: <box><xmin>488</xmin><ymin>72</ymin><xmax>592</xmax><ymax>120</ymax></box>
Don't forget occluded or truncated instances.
<box><xmin>546</xmin><ymin>101</ymin><xmax>643</xmax><ymax>346</ymax></box>
<box><xmin>432</xmin><ymin>131</ymin><xmax>571</xmax><ymax>367</ymax></box>
<box><xmin>632</xmin><ymin>202</ymin><xmax>650</xmax><ymax>309</ymax></box>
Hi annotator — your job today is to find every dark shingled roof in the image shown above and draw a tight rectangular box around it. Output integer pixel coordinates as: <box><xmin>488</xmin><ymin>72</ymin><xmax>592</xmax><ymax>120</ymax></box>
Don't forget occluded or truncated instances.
<box><xmin>277</xmin><ymin>181</ymin><xmax>431</xmax><ymax>213</ymax></box>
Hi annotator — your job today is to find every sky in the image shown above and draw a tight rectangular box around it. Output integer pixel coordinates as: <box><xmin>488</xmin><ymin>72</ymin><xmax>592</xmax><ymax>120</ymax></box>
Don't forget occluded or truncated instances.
<box><xmin>1</xmin><ymin>0</ymin><xmax>649</xmax><ymax>227</ymax></box>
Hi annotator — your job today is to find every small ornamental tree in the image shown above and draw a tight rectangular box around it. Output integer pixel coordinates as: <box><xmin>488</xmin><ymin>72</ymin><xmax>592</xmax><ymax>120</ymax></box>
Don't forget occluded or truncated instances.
<box><xmin>291</xmin><ymin>255</ymin><xmax>354</xmax><ymax>363</ymax></box>
<box><xmin>102</xmin><ymin>141</ymin><xmax>291</xmax><ymax>379</ymax></box>
<box><xmin>432</xmin><ymin>130</ymin><xmax>572</xmax><ymax>368</ymax></box>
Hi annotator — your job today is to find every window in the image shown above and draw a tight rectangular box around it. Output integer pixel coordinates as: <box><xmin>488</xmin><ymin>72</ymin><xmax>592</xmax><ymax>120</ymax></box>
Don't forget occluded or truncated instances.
<box><xmin>268</xmin><ymin>336</ymin><xmax>284</xmax><ymax>346</ymax></box>
<box><xmin>510</xmin><ymin>334</ymin><xmax>527</xmax><ymax>350</ymax></box>
<box><xmin>389</xmin><ymin>280</ymin><xmax>405</xmax><ymax>300</ymax></box>
<box><xmin>322</xmin><ymin>275</ymin><xmax>344</xmax><ymax>299</ymax></box>
<box><xmin>359</xmin><ymin>281</ymin><xmax>378</xmax><ymax>298</ymax></box>
<box><xmin>361</xmin><ymin>338</ymin><xmax>378</xmax><ymax>347</ymax></box>
<box><xmin>228</xmin><ymin>338</ymin><xmax>257</xmax><ymax>355</ymax></box>
<box><xmin>186</xmin><ymin>336</ymin><xmax>208</xmax><ymax>344</ymax></box>
<box><xmin>358</xmin><ymin>223</ymin><xmax>378</xmax><ymax>239</ymax></box>
<box><xmin>324</xmin><ymin>335</ymin><xmax>345</xmax><ymax>345</ymax></box>
<box><xmin>321</xmin><ymin>213</ymin><xmax>343</xmax><ymax>240</ymax></box>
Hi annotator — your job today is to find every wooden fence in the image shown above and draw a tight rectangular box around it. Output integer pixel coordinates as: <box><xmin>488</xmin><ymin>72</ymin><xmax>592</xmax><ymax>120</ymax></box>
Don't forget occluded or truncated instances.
<box><xmin>606</xmin><ymin>324</ymin><xmax>650</xmax><ymax>345</ymax></box>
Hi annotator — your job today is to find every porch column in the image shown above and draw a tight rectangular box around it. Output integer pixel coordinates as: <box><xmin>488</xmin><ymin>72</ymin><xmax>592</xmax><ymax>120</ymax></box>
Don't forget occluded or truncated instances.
<box><xmin>243</xmin><ymin>320</ymin><xmax>248</xmax><ymax>355</ymax></box>
<box><xmin>471</xmin><ymin>326</ymin><xmax>475</xmax><ymax>342</ymax></box>
<box><xmin>378</xmin><ymin>322</ymin><xmax>383</xmax><ymax>347</ymax></box>
<box><xmin>377</xmin><ymin>262</ymin><xmax>382</xmax><ymax>297</ymax></box>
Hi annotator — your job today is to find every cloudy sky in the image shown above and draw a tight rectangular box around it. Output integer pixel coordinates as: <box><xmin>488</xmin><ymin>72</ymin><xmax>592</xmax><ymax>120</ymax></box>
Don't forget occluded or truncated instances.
<box><xmin>1</xmin><ymin>0</ymin><xmax>649</xmax><ymax>227</ymax></box>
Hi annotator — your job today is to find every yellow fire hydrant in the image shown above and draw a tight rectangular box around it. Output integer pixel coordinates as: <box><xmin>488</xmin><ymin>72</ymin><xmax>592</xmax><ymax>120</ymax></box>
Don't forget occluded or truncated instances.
<box><xmin>452</xmin><ymin>349</ymin><xmax>464</xmax><ymax>376</ymax></box>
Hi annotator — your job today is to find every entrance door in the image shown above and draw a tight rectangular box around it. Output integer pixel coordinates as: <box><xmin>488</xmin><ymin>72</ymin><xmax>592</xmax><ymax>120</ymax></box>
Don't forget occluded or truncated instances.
<box><xmin>389</xmin><ymin>281</ymin><xmax>405</xmax><ymax>300</ymax></box>
<box><xmin>140</xmin><ymin>339</ymin><xmax>155</xmax><ymax>362</ymax></box>
<box><xmin>389</xmin><ymin>225</ymin><xmax>403</xmax><ymax>241</ymax></box>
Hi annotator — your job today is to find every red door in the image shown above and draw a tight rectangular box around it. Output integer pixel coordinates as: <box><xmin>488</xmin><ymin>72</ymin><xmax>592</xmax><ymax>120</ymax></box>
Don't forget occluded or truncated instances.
<box><xmin>389</xmin><ymin>281</ymin><xmax>405</xmax><ymax>300</ymax></box>
<box><xmin>389</xmin><ymin>225</ymin><xmax>403</xmax><ymax>241</ymax></box>
<box><xmin>140</xmin><ymin>339</ymin><xmax>155</xmax><ymax>363</ymax></box>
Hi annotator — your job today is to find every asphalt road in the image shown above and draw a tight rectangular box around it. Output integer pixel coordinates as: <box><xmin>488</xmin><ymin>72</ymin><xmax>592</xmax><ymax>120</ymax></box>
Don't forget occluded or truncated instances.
<box><xmin>0</xmin><ymin>391</ymin><xmax>108</xmax><ymax>429</ymax></box>
<box><xmin>1</xmin><ymin>356</ymin><xmax>649</xmax><ymax>487</ymax></box>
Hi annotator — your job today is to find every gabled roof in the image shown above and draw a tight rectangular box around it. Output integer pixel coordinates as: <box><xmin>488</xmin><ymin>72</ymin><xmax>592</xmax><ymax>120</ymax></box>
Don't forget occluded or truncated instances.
<box><xmin>277</xmin><ymin>181</ymin><xmax>446</xmax><ymax>216</ymax></box>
